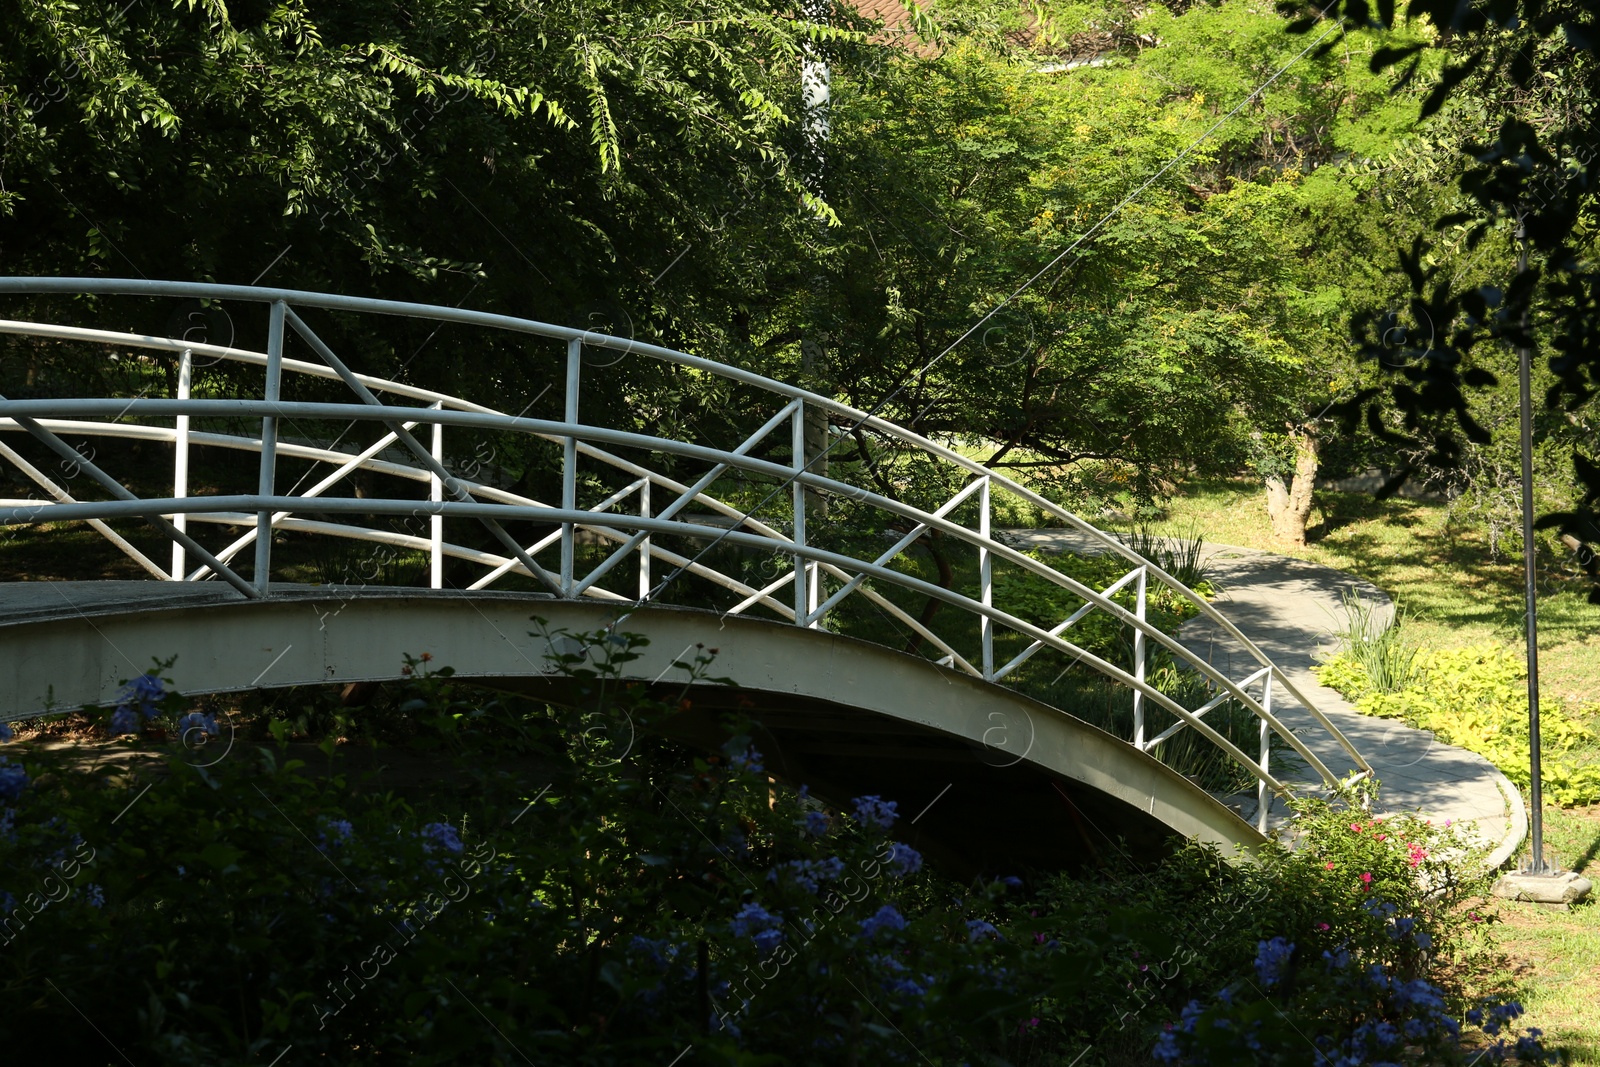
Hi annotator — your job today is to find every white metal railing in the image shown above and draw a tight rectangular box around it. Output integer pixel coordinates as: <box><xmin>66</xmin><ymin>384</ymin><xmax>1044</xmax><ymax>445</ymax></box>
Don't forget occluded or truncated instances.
<box><xmin>0</xmin><ymin>278</ymin><xmax>1371</xmax><ymax>826</ymax></box>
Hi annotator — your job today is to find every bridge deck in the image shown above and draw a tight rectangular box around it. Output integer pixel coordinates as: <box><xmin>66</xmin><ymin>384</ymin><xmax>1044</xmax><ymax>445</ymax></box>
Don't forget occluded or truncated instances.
<box><xmin>0</xmin><ymin>581</ymin><xmax>1268</xmax><ymax>875</ymax></box>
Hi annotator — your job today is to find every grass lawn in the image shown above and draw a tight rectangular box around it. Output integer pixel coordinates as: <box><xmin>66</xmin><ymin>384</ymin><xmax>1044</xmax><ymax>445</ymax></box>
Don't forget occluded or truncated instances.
<box><xmin>1488</xmin><ymin>804</ymin><xmax>1600</xmax><ymax>1067</ymax></box>
<box><xmin>1126</xmin><ymin>477</ymin><xmax>1600</xmax><ymax>705</ymax></box>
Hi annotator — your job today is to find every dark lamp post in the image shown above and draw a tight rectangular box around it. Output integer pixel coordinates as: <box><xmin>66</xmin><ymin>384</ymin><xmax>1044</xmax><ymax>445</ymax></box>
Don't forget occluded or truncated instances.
<box><xmin>1514</xmin><ymin>215</ymin><xmax>1550</xmax><ymax>877</ymax></box>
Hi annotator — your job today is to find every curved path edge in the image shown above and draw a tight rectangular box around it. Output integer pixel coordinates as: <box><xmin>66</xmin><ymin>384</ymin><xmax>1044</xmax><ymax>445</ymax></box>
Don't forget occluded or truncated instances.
<box><xmin>1001</xmin><ymin>530</ymin><xmax>1528</xmax><ymax>871</ymax></box>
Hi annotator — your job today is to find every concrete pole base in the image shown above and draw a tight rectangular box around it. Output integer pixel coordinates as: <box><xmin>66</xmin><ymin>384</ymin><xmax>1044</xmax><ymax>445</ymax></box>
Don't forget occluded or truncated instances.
<box><xmin>1492</xmin><ymin>869</ymin><xmax>1593</xmax><ymax>910</ymax></box>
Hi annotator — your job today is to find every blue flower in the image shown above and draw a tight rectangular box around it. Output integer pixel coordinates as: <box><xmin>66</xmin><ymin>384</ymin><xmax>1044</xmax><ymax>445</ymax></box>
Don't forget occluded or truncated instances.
<box><xmin>1322</xmin><ymin>946</ymin><xmax>1350</xmax><ymax>971</ymax></box>
<box><xmin>0</xmin><ymin>891</ymin><xmax>15</xmax><ymax>913</ymax></box>
<box><xmin>0</xmin><ymin>722</ymin><xmax>12</xmax><ymax>742</ymax></box>
<box><xmin>118</xmin><ymin>673</ymin><xmax>166</xmax><ymax>718</ymax></box>
<box><xmin>730</xmin><ymin>901</ymin><xmax>784</xmax><ymax>955</ymax></box>
<box><xmin>1393</xmin><ymin>978</ymin><xmax>1446</xmax><ymax>1013</ymax></box>
<box><xmin>1178</xmin><ymin>1000</ymin><xmax>1204</xmax><ymax>1033</ymax></box>
<box><xmin>725</xmin><ymin>743</ymin><xmax>764</xmax><ymax>775</ymax></box>
<box><xmin>0</xmin><ymin>760</ymin><xmax>27</xmax><ymax>801</ymax></box>
<box><xmin>420</xmin><ymin>822</ymin><xmax>463</xmax><ymax>854</ymax></box>
<box><xmin>1466</xmin><ymin>1008</ymin><xmax>1484</xmax><ymax>1026</ymax></box>
<box><xmin>999</xmin><ymin>875</ymin><xmax>1023</xmax><ymax>889</ymax></box>
<box><xmin>83</xmin><ymin>883</ymin><xmax>105</xmax><ymax>909</ymax></box>
<box><xmin>859</xmin><ymin>905</ymin><xmax>908</xmax><ymax>939</ymax></box>
<box><xmin>629</xmin><ymin>936</ymin><xmax>684</xmax><ymax>972</ymax></box>
<box><xmin>1363</xmin><ymin>898</ymin><xmax>1398</xmax><ymax>920</ymax></box>
<box><xmin>802</xmin><ymin>809</ymin><xmax>830</xmax><ymax>836</ymax></box>
<box><xmin>965</xmin><ymin>919</ymin><xmax>1000</xmax><ymax>942</ymax></box>
<box><xmin>1153</xmin><ymin>1028</ymin><xmax>1184</xmax><ymax>1064</ymax></box>
<box><xmin>1414</xmin><ymin>929</ymin><xmax>1433</xmax><ymax>951</ymax></box>
<box><xmin>775</xmin><ymin>856</ymin><xmax>845</xmax><ymax>894</ymax></box>
<box><xmin>1253</xmin><ymin>937</ymin><xmax>1294</xmax><ymax>988</ymax></box>
<box><xmin>1387</xmin><ymin>916</ymin><xmax>1416</xmax><ymax>940</ymax></box>
<box><xmin>1516</xmin><ymin>1029</ymin><xmax>1548</xmax><ymax>1063</ymax></box>
<box><xmin>109</xmin><ymin>707</ymin><xmax>138</xmax><ymax>736</ymax></box>
<box><xmin>884</xmin><ymin>842</ymin><xmax>923</xmax><ymax>877</ymax></box>
<box><xmin>177</xmin><ymin>711</ymin><xmax>219</xmax><ymax>740</ymax></box>
<box><xmin>851</xmin><ymin>795</ymin><xmax>899</xmax><ymax>830</ymax></box>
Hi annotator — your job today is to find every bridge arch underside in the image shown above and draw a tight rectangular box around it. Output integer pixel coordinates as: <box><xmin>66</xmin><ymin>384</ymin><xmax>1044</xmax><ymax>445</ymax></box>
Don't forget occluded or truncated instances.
<box><xmin>0</xmin><ymin>586</ymin><xmax>1265</xmax><ymax>874</ymax></box>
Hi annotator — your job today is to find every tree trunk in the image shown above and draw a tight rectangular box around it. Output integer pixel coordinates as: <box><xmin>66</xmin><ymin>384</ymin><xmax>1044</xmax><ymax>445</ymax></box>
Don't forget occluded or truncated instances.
<box><xmin>1265</xmin><ymin>429</ymin><xmax>1319</xmax><ymax>546</ymax></box>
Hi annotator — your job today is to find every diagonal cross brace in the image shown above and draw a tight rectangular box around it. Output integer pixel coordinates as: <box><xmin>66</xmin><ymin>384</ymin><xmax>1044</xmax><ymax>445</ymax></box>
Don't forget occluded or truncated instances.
<box><xmin>806</xmin><ymin>474</ymin><xmax>987</xmax><ymax>624</ymax></box>
<box><xmin>0</xmin><ymin>396</ymin><xmax>259</xmax><ymax>598</ymax></box>
<box><xmin>283</xmin><ymin>308</ymin><xmax>562</xmax><ymax>595</ymax></box>
<box><xmin>570</xmin><ymin>399</ymin><xmax>801</xmax><ymax>599</ymax></box>
<box><xmin>0</xmin><ymin>437</ymin><xmax>168</xmax><ymax>579</ymax></box>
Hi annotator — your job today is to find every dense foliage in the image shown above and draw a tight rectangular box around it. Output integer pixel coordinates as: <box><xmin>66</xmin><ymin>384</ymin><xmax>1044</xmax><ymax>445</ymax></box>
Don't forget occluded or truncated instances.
<box><xmin>1283</xmin><ymin>0</ymin><xmax>1600</xmax><ymax>590</ymax></box>
<box><xmin>0</xmin><ymin>632</ymin><xmax>1557</xmax><ymax>1064</ymax></box>
<box><xmin>1317</xmin><ymin>641</ymin><xmax>1600</xmax><ymax>806</ymax></box>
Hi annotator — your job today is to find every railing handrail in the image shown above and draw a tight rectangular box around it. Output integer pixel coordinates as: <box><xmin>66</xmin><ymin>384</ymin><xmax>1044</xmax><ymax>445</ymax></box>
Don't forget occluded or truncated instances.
<box><xmin>0</xmin><ymin>277</ymin><xmax>1374</xmax><ymax>815</ymax></box>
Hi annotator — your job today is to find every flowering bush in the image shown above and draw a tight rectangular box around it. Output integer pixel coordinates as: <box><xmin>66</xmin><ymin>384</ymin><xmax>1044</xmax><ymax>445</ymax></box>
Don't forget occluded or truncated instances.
<box><xmin>1152</xmin><ymin>935</ymin><xmax>1553</xmax><ymax>1066</ymax></box>
<box><xmin>0</xmin><ymin>633</ymin><xmax>1562</xmax><ymax>1065</ymax></box>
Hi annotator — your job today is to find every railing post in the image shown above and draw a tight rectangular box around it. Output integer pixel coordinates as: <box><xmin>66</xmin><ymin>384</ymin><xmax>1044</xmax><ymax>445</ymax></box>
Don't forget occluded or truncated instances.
<box><xmin>807</xmin><ymin>561</ymin><xmax>820</xmax><ymax>628</ymax></box>
<box><xmin>430</xmin><ymin>403</ymin><xmax>444</xmax><ymax>589</ymax></box>
<box><xmin>255</xmin><ymin>301</ymin><xmax>286</xmax><ymax>594</ymax></box>
<box><xmin>562</xmin><ymin>338</ymin><xmax>581</xmax><ymax>597</ymax></box>
<box><xmin>638</xmin><ymin>478</ymin><xmax>651</xmax><ymax>600</ymax></box>
<box><xmin>1258</xmin><ymin>669</ymin><xmax>1273</xmax><ymax>834</ymax></box>
<box><xmin>979</xmin><ymin>476</ymin><xmax>993</xmax><ymax>679</ymax></box>
<box><xmin>792</xmin><ymin>400</ymin><xmax>808</xmax><ymax>623</ymax></box>
<box><xmin>170</xmin><ymin>346</ymin><xmax>192</xmax><ymax>580</ymax></box>
<box><xmin>1133</xmin><ymin>565</ymin><xmax>1147</xmax><ymax>748</ymax></box>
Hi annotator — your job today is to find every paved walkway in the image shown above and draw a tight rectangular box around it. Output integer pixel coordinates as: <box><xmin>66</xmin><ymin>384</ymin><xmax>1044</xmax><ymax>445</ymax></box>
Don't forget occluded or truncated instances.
<box><xmin>1001</xmin><ymin>530</ymin><xmax>1524</xmax><ymax>866</ymax></box>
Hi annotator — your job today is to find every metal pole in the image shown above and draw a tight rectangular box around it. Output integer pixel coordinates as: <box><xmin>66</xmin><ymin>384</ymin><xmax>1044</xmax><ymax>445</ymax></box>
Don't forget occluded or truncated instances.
<box><xmin>562</xmin><ymin>338</ymin><xmax>581</xmax><ymax>597</ymax></box>
<box><xmin>1258</xmin><ymin>669</ymin><xmax>1273</xmax><ymax>834</ymax></box>
<box><xmin>430</xmin><ymin>404</ymin><xmax>444</xmax><ymax>590</ymax></box>
<box><xmin>979</xmin><ymin>477</ymin><xmax>993</xmax><ymax>679</ymax></box>
<box><xmin>1132</xmin><ymin>566</ymin><xmax>1147</xmax><ymax>748</ymax></box>
<box><xmin>171</xmin><ymin>347</ymin><xmax>192</xmax><ymax>580</ymax></box>
<box><xmin>639</xmin><ymin>478</ymin><xmax>652</xmax><ymax>600</ymax></box>
<box><xmin>255</xmin><ymin>301</ymin><xmax>286</xmax><ymax>594</ymax></box>
<box><xmin>793</xmin><ymin>401</ymin><xmax>808</xmax><ymax>622</ymax></box>
<box><xmin>1516</xmin><ymin>214</ymin><xmax>1550</xmax><ymax>875</ymax></box>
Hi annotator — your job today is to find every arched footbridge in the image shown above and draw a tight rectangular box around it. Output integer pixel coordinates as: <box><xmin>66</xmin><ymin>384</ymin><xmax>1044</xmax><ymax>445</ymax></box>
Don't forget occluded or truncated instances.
<box><xmin>0</xmin><ymin>278</ymin><xmax>1372</xmax><ymax>871</ymax></box>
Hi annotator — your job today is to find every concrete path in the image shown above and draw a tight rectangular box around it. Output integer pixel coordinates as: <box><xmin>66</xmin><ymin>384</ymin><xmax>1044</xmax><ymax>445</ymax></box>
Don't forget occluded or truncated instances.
<box><xmin>1001</xmin><ymin>530</ymin><xmax>1524</xmax><ymax>866</ymax></box>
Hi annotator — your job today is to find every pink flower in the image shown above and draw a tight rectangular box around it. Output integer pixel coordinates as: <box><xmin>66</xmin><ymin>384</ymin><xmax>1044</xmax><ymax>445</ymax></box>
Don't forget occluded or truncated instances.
<box><xmin>1360</xmin><ymin>872</ymin><xmax>1373</xmax><ymax>885</ymax></box>
<box><xmin>1350</xmin><ymin>823</ymin><xmax>1363</xmax><ymax>832</ymax></box>
<box><xmin>1316</xmin><ymin>922</ymin><xmax>1330</xmax><ymax>931</ymax></box>
<box><xmin>1326</xmin><ymin>862</ymin><xmax>1336</xmax><ymax>870</ymax></box>
<box><xmin>1444</xmin><ymin>819</ymin><xmax>1452</xmax><ymax>827</ymax></box>
<box><xmin>1376</xmin><ymin>833</ymin><xmax>1387</xmax><ymax>841</ymax></box>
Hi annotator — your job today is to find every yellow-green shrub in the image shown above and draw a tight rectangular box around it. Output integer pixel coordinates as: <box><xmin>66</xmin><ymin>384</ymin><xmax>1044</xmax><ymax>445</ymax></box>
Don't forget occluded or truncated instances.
<box><xmin>1315</xmin><ymin>643</ymin><xmax>1600</xmax><ymax>807</ymax></box>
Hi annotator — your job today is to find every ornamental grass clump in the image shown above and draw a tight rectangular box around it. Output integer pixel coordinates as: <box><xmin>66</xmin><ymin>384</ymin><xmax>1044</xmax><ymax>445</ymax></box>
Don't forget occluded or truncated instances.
<box><xmin>1317</xmin><ymin>641</ymin><xmax>1600</xmax><ymax>806</ymax></box>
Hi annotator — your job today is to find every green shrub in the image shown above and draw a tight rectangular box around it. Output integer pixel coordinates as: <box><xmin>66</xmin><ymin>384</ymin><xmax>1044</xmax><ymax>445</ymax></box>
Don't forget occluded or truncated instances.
<box><xmin>0</xmin><ymin>636</ymin><xmax>1553</xmax><ymax>1064</ymax></box>
<box><xmin>1317</xmin><ymin>641</ymin><xmax>1600</xmax><ymax>807</ymax></box>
